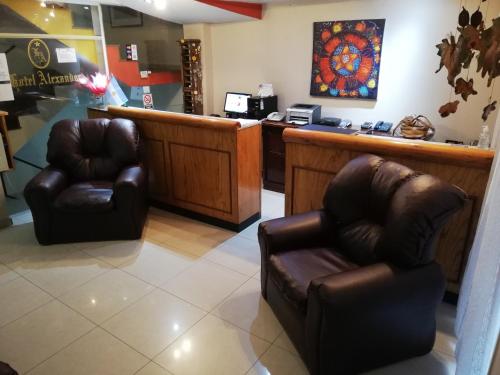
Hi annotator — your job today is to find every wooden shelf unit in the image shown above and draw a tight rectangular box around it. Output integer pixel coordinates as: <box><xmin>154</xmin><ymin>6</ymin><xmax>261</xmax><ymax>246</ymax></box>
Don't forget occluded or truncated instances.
<box><xmin>178</xmin><ymin>39</ymin><xmax>203</xmax><ymax>115</ymax></box>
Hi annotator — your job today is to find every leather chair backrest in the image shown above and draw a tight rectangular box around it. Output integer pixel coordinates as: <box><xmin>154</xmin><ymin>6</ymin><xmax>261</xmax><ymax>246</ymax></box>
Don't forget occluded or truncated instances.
<box><xmin>323</xmin><ymin>154</ymin><xmax>466</xmax><ymax>268</ymax></box>
<box><xmin>47</xmin><ymin>118</ymin><xmax>139</xmax><ymax>181</ymax></box>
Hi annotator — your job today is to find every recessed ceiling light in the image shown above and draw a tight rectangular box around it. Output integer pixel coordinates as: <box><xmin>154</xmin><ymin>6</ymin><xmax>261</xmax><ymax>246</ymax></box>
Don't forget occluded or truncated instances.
<box><xmin>154</xmin><ymin>0</ymin><xmax>166</xmax><ymax>10</ymax></box>
<box><xmin>84</xmin><ymin>6</ymin><xmax>89</xmax><ymax>10</ymax></box>
<box><xmin>44</xmin><ymin>17</ymin><xmax>49</xmax><ymax>22</ymax></box>
<box><xmin>40</xmin><ymin>1</ymin><xmax>46</xmax><ymax>8</ymax></box>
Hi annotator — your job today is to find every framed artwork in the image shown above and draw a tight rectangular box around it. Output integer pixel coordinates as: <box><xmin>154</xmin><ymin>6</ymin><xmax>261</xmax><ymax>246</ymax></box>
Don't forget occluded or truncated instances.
<box><xmin>310</xmin><ymin>19</ymin><xmax>385</xmax><ymax>100</ymax></box>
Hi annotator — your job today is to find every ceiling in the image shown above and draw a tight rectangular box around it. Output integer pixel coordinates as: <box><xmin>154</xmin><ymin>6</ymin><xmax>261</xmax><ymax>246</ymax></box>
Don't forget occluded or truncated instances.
<box><xmin>62</xmin><ymin>0</ymin><xmax>338</xmax><ymax>24</ymax></box>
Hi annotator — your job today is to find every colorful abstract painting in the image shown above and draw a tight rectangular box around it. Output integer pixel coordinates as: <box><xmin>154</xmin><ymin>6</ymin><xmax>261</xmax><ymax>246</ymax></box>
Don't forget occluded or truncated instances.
<box><xmin>310</xmin><ymin>19</ymin><xmax>385</xmax><ymax>100</ymax></box>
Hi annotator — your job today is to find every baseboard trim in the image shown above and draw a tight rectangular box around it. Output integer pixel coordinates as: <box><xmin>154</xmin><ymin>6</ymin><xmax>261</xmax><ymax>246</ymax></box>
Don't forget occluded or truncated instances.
<box><xmin>150</xmin><ymin>200</ymin><xmax>261</xmax><ymax>232</ymax></box>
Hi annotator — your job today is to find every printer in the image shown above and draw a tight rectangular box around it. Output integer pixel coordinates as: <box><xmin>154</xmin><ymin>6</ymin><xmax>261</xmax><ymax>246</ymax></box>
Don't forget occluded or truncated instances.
<box><xmin>286</xmin><ymin>104</ymin><xmax>321</xmax><ymax>125</ymax></box>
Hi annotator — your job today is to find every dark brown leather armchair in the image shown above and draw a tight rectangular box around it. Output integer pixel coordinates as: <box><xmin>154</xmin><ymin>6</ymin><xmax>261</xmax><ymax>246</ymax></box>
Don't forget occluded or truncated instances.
<box><xmin>258</xmin><ymin>154</ymin><xmax>466</xmax><ymax>375</ymax></box>
<box><xmin>24</xmin><ymin>118</ymin><xmax>148</xmax><ymax>245</ymax></box>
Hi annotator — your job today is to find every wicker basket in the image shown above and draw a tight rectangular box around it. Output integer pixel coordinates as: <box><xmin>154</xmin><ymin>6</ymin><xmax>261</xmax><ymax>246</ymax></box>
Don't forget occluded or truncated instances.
<box><xmin>393</xmin><ymin>115</ymin><xmax>435</xmax><ymax>140</ymax></box>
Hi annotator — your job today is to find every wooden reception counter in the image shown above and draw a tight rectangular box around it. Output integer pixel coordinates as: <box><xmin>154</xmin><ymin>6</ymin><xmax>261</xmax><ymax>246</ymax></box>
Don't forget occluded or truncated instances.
<box><xmin>283</xmin><ymin>128</ymin><xmax>494</xmax><ymax>293</ymax></box>
<box><xmin>88</xmin><ymin>106</ymin><xmax>261</xmax><ymax>231</ymax></box>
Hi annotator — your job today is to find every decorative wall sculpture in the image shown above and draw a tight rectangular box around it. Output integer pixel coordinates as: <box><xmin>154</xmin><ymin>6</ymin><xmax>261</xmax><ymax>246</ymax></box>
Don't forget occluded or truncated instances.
<box><xmin>310</xmin><ymin>19</ymin><xmax>385</xmax><ymax>100</ymax></box>
<box><xmin>435</xmin><ymin>2</ymin><xmax>499</xmax><ymax>121</ymax></box>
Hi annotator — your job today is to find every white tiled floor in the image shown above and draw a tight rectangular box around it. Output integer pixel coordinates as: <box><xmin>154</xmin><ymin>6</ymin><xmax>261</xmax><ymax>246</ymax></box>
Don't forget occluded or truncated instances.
<box><xmin>0</xmin><ymin>190</ymin><xmax>457</xmax><ymax>374</ymax></box>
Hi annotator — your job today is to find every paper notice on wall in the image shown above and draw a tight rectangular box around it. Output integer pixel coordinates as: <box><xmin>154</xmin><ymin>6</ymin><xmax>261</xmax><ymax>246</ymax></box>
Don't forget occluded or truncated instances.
<box><xmin>0</xmin><ymin>54</ymin><xmax>14</xmax><ymax>101</ymax></box>
<box><xmin>0</xmin><ymin>53</ymin><xmax>10</xmax><ymax>81</ymax></box>
<box><xmin>0</xmin><ymin>84</ymin><xmax>14</xmax><ymax>101</ymax></box>
<box><xmin>55</xmin><ymin>48</ymin><xmax>77</xmax><ymax>63</ymax></box>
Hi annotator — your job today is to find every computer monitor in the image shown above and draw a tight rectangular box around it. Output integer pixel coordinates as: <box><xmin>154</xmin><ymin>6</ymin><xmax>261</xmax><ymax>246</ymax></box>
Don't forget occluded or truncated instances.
<box><xmin>224</xmin><ymin>92</ymin><xmax>251</xmax><ymax>114</ymax></box>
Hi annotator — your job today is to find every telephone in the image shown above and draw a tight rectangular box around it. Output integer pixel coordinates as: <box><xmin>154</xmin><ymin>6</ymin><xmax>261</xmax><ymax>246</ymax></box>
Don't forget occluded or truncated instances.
<box><xmin>267</xmin><ymin>112</ymin><xmax>286</xmax><ymax>122</ymax></box>
<box><xmin>339</xmin><ymin>119</ymin><xmax>352</xmax><ymax>128</ymax></box>
<box><xmin>374</xmin><ymin>121</ymin><xmax>393</xmax><ymax>132</ymax></box>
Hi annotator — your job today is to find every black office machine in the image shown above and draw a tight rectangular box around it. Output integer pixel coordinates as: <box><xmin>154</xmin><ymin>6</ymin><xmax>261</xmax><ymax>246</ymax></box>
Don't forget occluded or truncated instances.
<box><xmin>247</xmin><ymin>95</ymin><xmax>278</xmax><ymax>120</ymax></box>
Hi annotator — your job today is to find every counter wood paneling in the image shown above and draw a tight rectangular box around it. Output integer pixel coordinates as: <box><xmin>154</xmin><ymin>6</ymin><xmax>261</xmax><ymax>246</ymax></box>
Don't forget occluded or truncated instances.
<box><xmin>88</xmin><ymin>106</ymin><xmax>261</xmax><ymax>231</ymax></box>
<box><xmin>283</xmin><ymin>128</ymin><xmax>494</xmax><ymax>293</ymax></box>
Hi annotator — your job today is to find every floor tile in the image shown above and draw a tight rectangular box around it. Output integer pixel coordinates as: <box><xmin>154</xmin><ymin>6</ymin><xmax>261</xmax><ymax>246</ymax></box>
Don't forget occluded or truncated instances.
<box><xmin>135</xmin><ymin>362</ymin><xmax>172</xmax><ymax>375</ymax></box>
<box><xmin>204</xmin><ymin>235</ymin><xmax>261</xmax><ymax>276</ymax></box>
<box><xmin>23</xmin><ymin>250</ymin><xmax>112</xmax><ymax>296</ymax></box>
<box><xmin>408</xmin><ymin>351</ymin><xmax>456</xmax><ymax>375</ymax></box>
<box><xmin>102</xmin><ymin>289</ymin><xmax>205</xmax><ymax>359</ymax></box>
<box><xmin>0</xmin><ymin>223</ymin><xmax>75</xmax><ymax>267</ymax></box>
<box><xmin>261</xmin><ymin>190</ymin><xmax>285</xmax><ymax>219</ymax></box>
<box><xmin>28</xmin><ymin>328</ymin><xmax>148</xmax><ymax>375</ymax></box>
<box><xmin>0</xmin><ymin>264</ymin><xmax>19</xmax><ymax>285</ymax></box>
<box><xmin>59</xmin><ymin>269</ymin><xmax>154</xmax><ymax>324</ymax></box>
<box><xmin>0</xmin><ymin>300</ymin><xmax>94</xmax><ymax>373</ymax></box>
<box><xmin>274</xmin><ymin>330</ymin><xmax>299</xmax><ymax>355</ymax></box>
<box><xmin>238</xmin><ymin>217</ymin><xmax>269</xmax><ymax>242</ymax></box>
<box><xmin>155</xmin><ymin>314</ymin><xmax>270</xmax><ymax>375</ymax></box>
<box><xmin>118</xmin><ymin>241</ymin><xmax>195</xmax><ymax>286</ymax></box>
<box><xmin>7</xmin><ymin>245</ymin><xmax>82</xmax><ymax>276</ymax></box>
<box><xmin>434</xmin><ymin>303</ymin><xmax>457</xmax><ymax>357</ymax></box>
<box><xmin>212</xmin><ymin>278</ymin><xmax>282</xmax><ymax>342</ymax></box>
<box><xmin>161</xmin><ymin>259</ymin><xmax>248</xmax><ymax>311</ymax></box>
<box><xmin>247</xmin><ymin>345</ymin><xmax>308</xmax><ymax>375</ymax></box>
<box><xmin>252</xmin><ymin>269</ymin><xmax>261</xmax><ymax>281</ymax></box>
<box><xmin>0</xmin><ymin>277</ymin><xmax>52</xmax><ymax>327</ymax></box>
<box><xmin>144</xmin><ymin>211</ymin><xmax>233</xmax><ymax>257</ymax></box>
<box><xmin>82</xmin><ymin>240</ymin><xmax>153</xmax><ymax>267</ymax></box>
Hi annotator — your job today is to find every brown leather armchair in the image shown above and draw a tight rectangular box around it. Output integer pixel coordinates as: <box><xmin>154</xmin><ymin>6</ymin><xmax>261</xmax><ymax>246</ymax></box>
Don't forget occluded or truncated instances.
<box><xmin>258</xmin><ymin>154</ymin><xmax>466</xmax><ymax>375</ymax></box>
<box><xmin>24</xmin><ymin>118</ymin><xmax>148</xmax><ymax>245</ymax></box>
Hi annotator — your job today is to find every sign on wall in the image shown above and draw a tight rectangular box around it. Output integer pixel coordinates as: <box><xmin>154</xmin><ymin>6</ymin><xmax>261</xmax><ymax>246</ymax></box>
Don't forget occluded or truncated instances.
<box><xmin>0</xmin><ymin>53</ymin><xmax>14</xmax><ymax>102</ymax></box>
<box><xmin>310</xmin><ymin>19</ymin><xmax>385</xmax><ymax>100</ymax></box>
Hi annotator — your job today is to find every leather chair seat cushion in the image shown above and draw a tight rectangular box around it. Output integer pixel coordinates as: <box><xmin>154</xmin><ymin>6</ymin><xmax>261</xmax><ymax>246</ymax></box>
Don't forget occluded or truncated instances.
<box><xmin>53</xmin><ymin>181</ymin><xmax>114</xmax><ymax>214</ymax></box>
<box><xmin>269</xmin><ymin>247</ymin><xmax>359</xmax><ymax>311</ymax></box>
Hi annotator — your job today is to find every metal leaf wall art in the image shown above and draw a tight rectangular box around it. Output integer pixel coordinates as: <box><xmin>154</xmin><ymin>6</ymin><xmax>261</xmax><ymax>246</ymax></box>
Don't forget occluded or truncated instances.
<box><xmin>435</xmin><ymin>2</ymin><xmax>499</xmax><ymax>121</ymax></box>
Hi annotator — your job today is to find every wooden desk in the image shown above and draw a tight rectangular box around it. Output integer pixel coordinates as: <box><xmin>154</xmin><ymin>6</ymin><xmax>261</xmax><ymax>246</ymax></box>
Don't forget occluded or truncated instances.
<box><xmin>283</xmin><ymin>128</ymin><xmax>494</xmax><ymax>293</ymax></box>
<box><xmin>88</xmin><ymin>106</ymin><xmax>262</xmax><ymax>231</ymax></box>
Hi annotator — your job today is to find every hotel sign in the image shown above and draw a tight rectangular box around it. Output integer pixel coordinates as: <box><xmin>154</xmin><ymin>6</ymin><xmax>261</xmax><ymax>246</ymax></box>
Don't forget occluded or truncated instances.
<box><xmin>5</xmin><ymin>38</ymin><xmax>98</xmax><ymax>93</ymax></box>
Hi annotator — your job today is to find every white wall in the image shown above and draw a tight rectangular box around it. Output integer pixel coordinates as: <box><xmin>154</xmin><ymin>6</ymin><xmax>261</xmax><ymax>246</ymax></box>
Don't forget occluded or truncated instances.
<box><xmin>188</xmin><ymin>0</ymin><xmax>500</xmax><ymax>143</ymax></box>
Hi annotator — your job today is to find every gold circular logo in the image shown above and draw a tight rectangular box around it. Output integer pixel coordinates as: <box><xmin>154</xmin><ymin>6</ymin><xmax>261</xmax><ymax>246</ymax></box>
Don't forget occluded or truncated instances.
<box><xmin>28</xmin><ymin>39</ymin><xmax>50</xmax><ymax>69</ymax></box>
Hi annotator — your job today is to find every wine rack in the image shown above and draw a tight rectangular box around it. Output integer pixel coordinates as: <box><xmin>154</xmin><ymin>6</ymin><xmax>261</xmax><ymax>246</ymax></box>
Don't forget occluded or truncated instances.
<box><xmin>178</xmin><ymin>39</ymin><xmax>203</xmax><ymax>115</ymax></box>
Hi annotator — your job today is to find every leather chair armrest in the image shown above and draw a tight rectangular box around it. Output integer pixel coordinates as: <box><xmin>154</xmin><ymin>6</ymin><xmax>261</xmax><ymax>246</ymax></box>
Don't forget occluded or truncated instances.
<box><xmin>24</xmin><ymin>166</ymin><xmax>68</xmax><ymax>201</ymax></box>
<box><xmin>305</xmin><ymin>262</ymin><xmax>446</xmax><ymax>374</ymax></box>
<box><xmin>258</xmin><ymin>210</ymin><xmax>335</xmax><ymax>300</ymax></box>
<box><xmin>24</xmin><ymin>167</ymin><xmax>68</xmax><ymax>245</ymax></box>
<box><xmin>114</xmin><ymin>164</ymin><xmax>147</xmax><ymax>207</ymax></box>
<box><xmin>114</xmin><ymin>165</ymin><xmax>148</xmax><ymax>237</ymax></box>
<box><xmin>114</xmin><ymin>164</ymin><xmax>147</xmax><ymax>192</ymax></box>
<box><xmin>258</xmin><ymin>209</ymin><xmax>334</xmax><ymax>256</ymax></box>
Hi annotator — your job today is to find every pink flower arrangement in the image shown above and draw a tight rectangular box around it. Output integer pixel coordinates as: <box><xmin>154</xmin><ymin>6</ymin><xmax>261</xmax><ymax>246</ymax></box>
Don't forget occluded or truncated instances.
<box><xmin>77</xmin><ymin>72</ymin><xmax>110</xmax><ymax>97</ymax></box>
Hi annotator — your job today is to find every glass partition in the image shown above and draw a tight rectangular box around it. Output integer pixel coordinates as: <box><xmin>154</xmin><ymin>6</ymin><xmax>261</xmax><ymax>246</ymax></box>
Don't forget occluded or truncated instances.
<box><xmin>0</xmin><ymin>0</ymin><xmax>106</xmax><ymax>213</ymax></box>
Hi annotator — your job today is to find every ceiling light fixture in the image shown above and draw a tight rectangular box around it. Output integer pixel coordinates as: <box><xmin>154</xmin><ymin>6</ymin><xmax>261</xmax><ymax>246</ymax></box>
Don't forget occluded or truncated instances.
<box><xmin>49</xmin><ymin>10</ymin><xmax>55</xmax><ymax>18</ymax></box>
<box><xmin>40</xmin><ymin>1</ymin><xmax>46</xmax><ymax>8</ymax></box>
<box><xmin>154</xmin><ymin>0</ymin><xmax>166</xmax><ymax>10</ymax></box>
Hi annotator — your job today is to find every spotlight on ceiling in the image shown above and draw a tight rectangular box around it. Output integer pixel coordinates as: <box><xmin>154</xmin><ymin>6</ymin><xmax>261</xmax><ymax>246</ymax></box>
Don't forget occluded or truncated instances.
<box><xmin>154</xmin><ymin>0</ymin><xmax>166</xmax><ymax>10</ymax></box>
